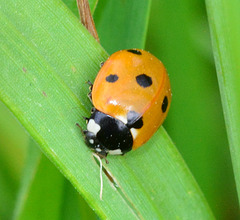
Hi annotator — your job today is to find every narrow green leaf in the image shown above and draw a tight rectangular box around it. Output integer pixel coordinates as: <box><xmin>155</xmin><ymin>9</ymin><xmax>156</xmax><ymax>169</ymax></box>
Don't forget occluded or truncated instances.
<box><xmin>13</xmin><ymin>141</ymin><xmax>41</xmax><ymax>220</ymax></box>
<box><xmin>0</xmin><ymin>102</ymin><xmax>28</xmax><ymax>220</ymax></box>
<box><xmin>146</xmin><ymin>0</ymin><xmax>239</xmax><ymax>218</ymax></box>
<box><xmin>1</xmin><ymin>0</ymin><xmax>214</xmax><ymax>218</ymax></box>
<box><xmin>61</xmin><ymin>180</ymin><xmax>98</xmax><ymax>220</ymax></box>
<box><xmin>13</xmin><ymin>142</ymin><xmax>65</xmax><ymax>220</ymax></box>
<box><xmin>206</xmin><ymin>0</ymin><xmax>240</xmax><ymax>203</ymax></box>
<box><xmin>94</xmin><ymin>0</ymin><xmax>152</xmax><ymax>53</ymax></box>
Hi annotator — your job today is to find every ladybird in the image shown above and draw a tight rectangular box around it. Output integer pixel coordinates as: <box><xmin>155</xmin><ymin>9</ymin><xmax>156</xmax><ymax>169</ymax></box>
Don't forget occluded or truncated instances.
<box><xmin>83</xmin><ymin>49</ymin><xmax>171</xmax><ymax>158</ymax></box>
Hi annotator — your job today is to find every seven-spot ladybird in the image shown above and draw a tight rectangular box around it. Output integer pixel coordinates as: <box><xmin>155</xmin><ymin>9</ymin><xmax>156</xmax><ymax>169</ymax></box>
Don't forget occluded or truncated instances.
<box><xmin>83</xmin><ymin>49</ymin><xmax>171</xmax><ymax>157</ymax></box>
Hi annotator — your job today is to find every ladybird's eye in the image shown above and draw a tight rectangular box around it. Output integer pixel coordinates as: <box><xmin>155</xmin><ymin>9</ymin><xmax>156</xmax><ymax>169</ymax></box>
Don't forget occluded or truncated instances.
<box><xmin>136</xmin><ymin>74</ymin><xmax>152</xmax><ymax>88</ymax></box>
<box><xmin>127</xmin><ymin>49</ymin><xmax>142</xmax><ymax>55</ymax></box>
<box><xmin>106</xmin><ymin>74</ymin><xmax>119</xmax><ymax>83</ymax></box>
<box><xmin>162</xmin><ymin>96</ymin><xmax>168</xmax><ymax>113</ymax></box>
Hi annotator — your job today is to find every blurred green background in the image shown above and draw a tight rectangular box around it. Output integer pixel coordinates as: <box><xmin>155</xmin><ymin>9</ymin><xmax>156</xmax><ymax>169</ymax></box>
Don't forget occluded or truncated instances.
<box><xmin>0</xmin><ymin>0</ymin><xmax>239</xmax><ymax>219</ymax></box>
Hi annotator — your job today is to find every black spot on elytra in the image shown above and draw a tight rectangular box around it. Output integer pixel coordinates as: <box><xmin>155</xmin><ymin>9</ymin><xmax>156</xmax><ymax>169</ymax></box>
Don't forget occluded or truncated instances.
<box><xmin>106</xmin><ymin>74</ymin><xmax>119</xmax><ymax>83</ymax></box>
<box><xmin>127</xmin><ymin>111</ymin><xmax>143</xmax><ymax>129</ymax></box>
<box><xmin>127</xmin><ymin>49</ymin><xmax>142</xmax><ymax>55</ymax></box>
<box><xmin>136</xmin><ymin>74</ymin><xmax>152</xmax><ymax>88</ymax></box>
<box><xmin>162</xmin><ymin>96</ymin><xmax>168</xmax><ymax>113</ymax></box>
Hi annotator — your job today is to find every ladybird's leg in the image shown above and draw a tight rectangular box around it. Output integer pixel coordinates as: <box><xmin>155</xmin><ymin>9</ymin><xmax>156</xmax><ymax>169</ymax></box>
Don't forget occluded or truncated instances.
<box><xmin>100</xmin><ymin>61</ymin><xmax>105</xmax><ymax>67</ymax></box>
<box><xmin>86</xmin><ymin>80</ymin><xmax>93</xmax><ymax>88</ymax></box>
<box><xmin>82</xmin><ymin>116</ymin><xmax>89</xmax><ymax>123</ymax></box>
<box><xmin>88</xmin><ymin>92</ymin><xmax>92</xmax><ymax>102</ymax></box>
<box><xmin>86</xmin><ymin>80</ymin><xmax>93</xmax><ymax>102</ymax></box>
<box><xmin>91</xmin><ymin>107</ymin><xmax>96</xmax><ymax>114</ymax></box>
<box><xmin>96</xmin><ymin>151</ymin><xmax>109</xmax><ymax>164</ymax></box>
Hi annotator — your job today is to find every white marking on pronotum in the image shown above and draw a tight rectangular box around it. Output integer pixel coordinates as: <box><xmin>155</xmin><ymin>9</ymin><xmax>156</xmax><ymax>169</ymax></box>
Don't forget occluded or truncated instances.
<box><xmin>87</xmin><ymin>119</ymin><xmax>101</xmax><ymax>135</ymax></box>
<box><xmin>115</xmin><ymin>115</ymin><xmax>127</xmax><ymax>124</ymax></box>
<box><xmin>93</xmin><ymin>153</ymin><xmax>103</xmax><ymax>200</ymax></box>
<box><xmin>108</xmin><ymin>149</ymin><xmax>123</xmax><ymax>155</ymax></box>
<box><xmin>130</xmin><ymin>128</ymin><xmax>138</xmax><ymax>139</ymax></box>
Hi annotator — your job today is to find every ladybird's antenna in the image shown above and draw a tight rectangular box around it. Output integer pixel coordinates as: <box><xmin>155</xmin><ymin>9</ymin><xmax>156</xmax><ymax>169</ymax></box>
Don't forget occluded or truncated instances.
<box><xmin>93</xmin><ymin>153</ymin><xmax>103</xmax><ymax>200</ymax></box>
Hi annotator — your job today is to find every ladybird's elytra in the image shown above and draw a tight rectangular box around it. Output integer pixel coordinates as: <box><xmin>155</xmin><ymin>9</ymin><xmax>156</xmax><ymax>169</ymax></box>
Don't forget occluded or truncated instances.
<box><xmin>83</xmin><ymin>49</ymin><xmax>172</xmax><ymax>157</ymax></box>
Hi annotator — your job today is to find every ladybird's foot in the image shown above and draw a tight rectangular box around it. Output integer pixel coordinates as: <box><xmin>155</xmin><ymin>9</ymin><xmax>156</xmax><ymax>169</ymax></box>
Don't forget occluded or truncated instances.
<box><xmin>88</xmin><ymin>91</ymin><xmax>93</xmax><ymax>102</ymax></box>
<box><xmin>104</xmin><ymin>157</ymin><xmax>109</xmax><ymax>164</ymax></box>
<box><xmin>100</xmin><ymin>61</ymin><xmax>105</xmax><ymax>67</ymax></box>
<box><xmin>95</xmin><ymin>151</ymin><xmax>109</xmax><ymax>164</ymax></box>
<box><xmin>91</xmin><ymin>107</ymin><xmax>96</xmax><ymax>114</ymax></box>
<box><xmin>83</xmin><ymin>116</ymin><xmax>89</xmax><ymax>123</ymax></box>
<box><xmin>86</xmin><ymin>80</ymin><xmax>93</xmax><ymax>102</ymax></box>
<box><xmin>98</xmin><ymin>154</ymin><xmax>109</xmax><ymax>164</ymax></box>
<box><xmin>86</xmin><ymin>80</ymin><xmax>93</xmax><ymax>87</ymax></box>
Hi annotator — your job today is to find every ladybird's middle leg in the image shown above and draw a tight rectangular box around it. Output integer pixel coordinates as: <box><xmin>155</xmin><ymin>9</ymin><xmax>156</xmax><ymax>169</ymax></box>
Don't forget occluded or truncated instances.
<box><xmin>86</xmin><ymin>80</ymin><xmax>93</xmax><ymax>102</ymax></box>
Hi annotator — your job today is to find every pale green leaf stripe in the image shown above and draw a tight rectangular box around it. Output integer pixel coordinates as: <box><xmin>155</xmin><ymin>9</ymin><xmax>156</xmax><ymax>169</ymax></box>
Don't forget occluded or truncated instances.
<box><xmin>0</xmin><ymin>101</ymin><xmax>28</xmax><ymax>219</ymax></box>
<box><xmin>13</xmin><ymin>142</ymin><xmax>41</xmax><ymax>220</ymax></box>
<box><xmin>1</xmin><ymin>0</ymin><xmax>214</xmax><ymax>218</ymax></box>
<box><xmin>206</xmin><ymin>0</ymin><xmax>240</xmax><ymax>202</ymax></box>
<box><xmin>13</xmin><ymin>144</ymin><xmax>65</xmax><ymax>220</ymax></box>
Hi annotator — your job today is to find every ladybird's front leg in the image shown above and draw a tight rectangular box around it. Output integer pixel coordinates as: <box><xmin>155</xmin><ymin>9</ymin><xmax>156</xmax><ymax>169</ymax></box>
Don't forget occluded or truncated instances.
<box><xmin>96</xmin><ymin>150</ymin><xmax>109</xmax><ymax>164</ymax></box>
<box><xmin>86</xmin><ymin>80</ymin><xmax>93</xmax><ymax>102</ymax></box>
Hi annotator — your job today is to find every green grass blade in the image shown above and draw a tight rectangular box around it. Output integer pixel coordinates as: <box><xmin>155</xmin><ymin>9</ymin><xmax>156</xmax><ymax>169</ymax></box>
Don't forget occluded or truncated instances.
<box><xmin>146</xmin><ymin>1</ymin><xmax>239</xmax><ymax>218</ymax></box>
<box><xmin>0</xmin><ymin>102</ymin><xmax>28</xmax><ymax>220</ymax></box>
<box><xmin>1</xmin><ymin>0</ymin><xmax>214</xmax><ymax>218</ymax></box>
<box><xmin>13</xmin><ymin>143</ymin><xmax>65</xmax><ymax>220</ymax></box>
<box><xmin>94</xmin><ymin>0</ymin><xmax>152</xmax><ymax>53</ymax></box>
<box><xmin>206</xmin><ymin>0</ymin><xmax>240</xmax><ymax>203</ymax></box>
<box><xmin>61</xmin><ymin>179</ymin><xmax>98</xmax><ymax>220</ymax></box>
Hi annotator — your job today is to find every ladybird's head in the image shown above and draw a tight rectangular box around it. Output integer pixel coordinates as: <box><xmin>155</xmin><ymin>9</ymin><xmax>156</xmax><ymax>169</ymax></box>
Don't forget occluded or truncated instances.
<box><xmin>84</xmin><ymin>109</ymin><xmax>133</xmax><ymax>157</ymax></box>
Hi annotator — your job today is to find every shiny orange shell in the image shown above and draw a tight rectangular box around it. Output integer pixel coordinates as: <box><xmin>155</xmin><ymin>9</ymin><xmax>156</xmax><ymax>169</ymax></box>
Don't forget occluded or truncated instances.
<box><xmin>92</xmin><ymin>49</ymin><xmax>171</xmax><ymax>150</ymax></box>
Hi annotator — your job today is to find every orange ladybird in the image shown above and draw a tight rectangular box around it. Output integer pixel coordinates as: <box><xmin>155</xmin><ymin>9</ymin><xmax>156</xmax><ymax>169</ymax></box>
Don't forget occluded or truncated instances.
<box><xmin>83</xmin><ymin>49</ymin><xmax>171</xmax><ymax>157</ymax></box>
